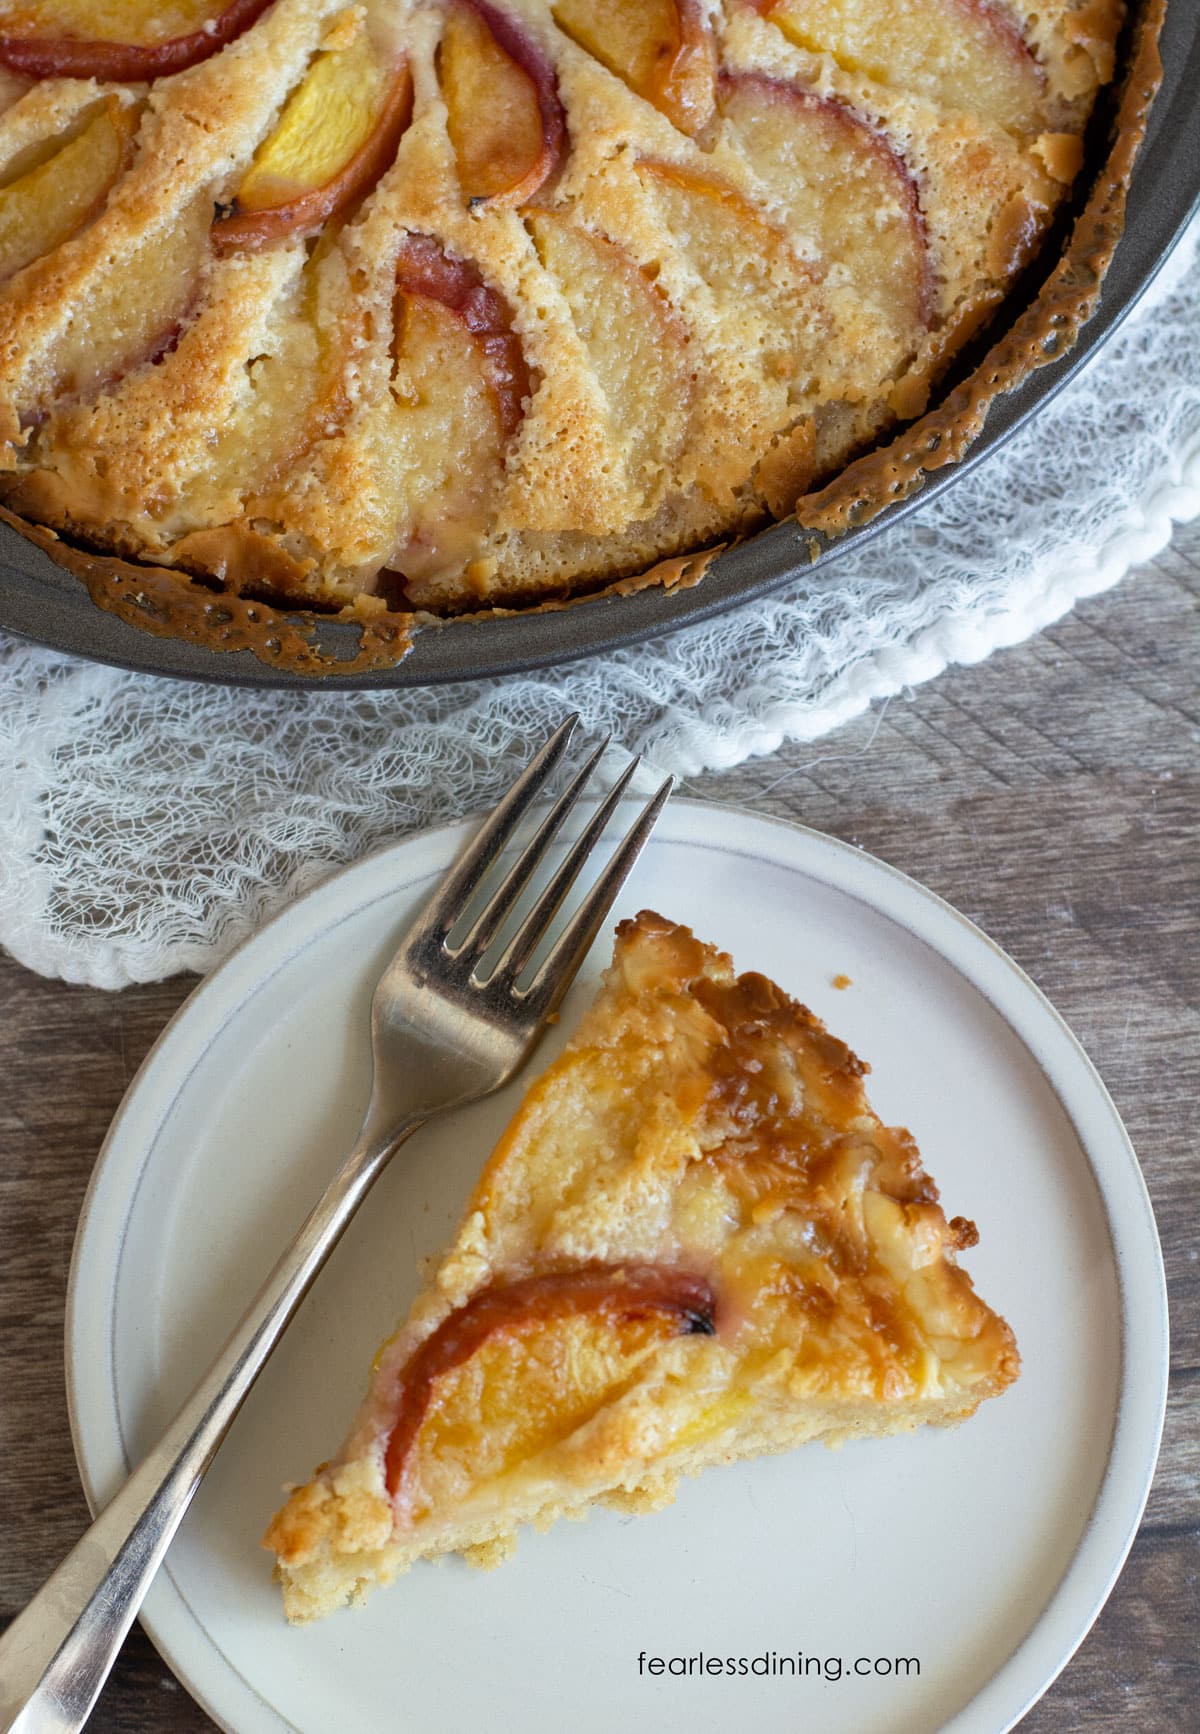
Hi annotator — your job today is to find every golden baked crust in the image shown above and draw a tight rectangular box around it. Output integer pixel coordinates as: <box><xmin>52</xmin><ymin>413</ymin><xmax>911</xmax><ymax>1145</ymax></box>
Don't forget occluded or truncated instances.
<box><xmin>264</xmin><ymin>911</ymin><xmax>1019</xmax><ymax>1623</ymax></box>
<box><xmin>0</xmin><ymin>0</ymin><xmax>1129</xmax><ymax>647</ymax></box>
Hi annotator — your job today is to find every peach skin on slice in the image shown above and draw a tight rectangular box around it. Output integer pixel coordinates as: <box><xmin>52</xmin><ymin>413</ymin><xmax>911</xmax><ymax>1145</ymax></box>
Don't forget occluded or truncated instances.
<box><xmin>439</xmin><ymin>0</ymin><xmax>566</xmax><ymax>209</ymax></box>
<box><xmin>0</xmin><ymin>0</ymin><xmax>275</xmax><ymax>83</ymax></box>
<box><xmin>384</xmin><ymin>1265</ymin><xmax>716</xmax><ymax>1517</ymax></box>
<box><xmin>213</xmin><ymin>33</ymin><xmax>412</xmax><ymax>251</ymax></box>
<box><xmin>394</xmin><ymin>231</ymin><xmax>531</xmax><ymax>439</ymax></box>
<box><xmin>720</xmin><ymin>72</ymin><xmax>933</xmax><ymax>339</ymax></box>
<box><xmin>379</xmin><ymin>235</ymin><xmax>531</xmax><ymax>600</ymax></box>
<box><xmin>553</xmin><ymin>0</ymin><xmax>716</xmax><ymax>136</ymax></box>
<box><xmin>755</xmin><ymin>0</ymin><xmax>1046</xmax><ymax>136</ymax></box>
<box><xmin>0</xmin><ymin>95</ymin><xmax>135</xmax><ymax>284</ymax></box>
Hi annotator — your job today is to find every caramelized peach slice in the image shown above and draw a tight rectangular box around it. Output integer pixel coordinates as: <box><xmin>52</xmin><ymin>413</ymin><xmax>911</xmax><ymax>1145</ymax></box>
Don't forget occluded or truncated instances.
<box><xmin>637</xmin><ymin>157</ymin><xmax>794</xmax><ymax>264</ymax></box>
<box><xmin>394</xmin><ymin>232</ymin><xmax>530</xmax><ymax>438</ymax></box>
<box><xmin>527</xmin><ymin>209</ymin><xmax>692</xmax><ymax>504</ymax></box>
<box><xmin>720</xmin><ymin>73</ymin><xmax>932</xmax><ymax>341</ymax></box>
<box><xmin>439</xmin><ymin>0</ymin><xmax>566</xmax><ymax>208</ymax></box>
<box><xmin>0</xmin><ymin>95</ymin><xmax>134</xmax><ymax>284</ymax></box>
<box><xmin>12</xmin><ymin>191</ymin><xmax>207</xmax><ymax>434</ymax></box>
<box><xmin>385</xmin><ymin>1265</ymin><xmax>715</xmax><ymax>1513</ymax></box>
<box><xmin>213</xmin><ymin>34</ymin><xmax>412</xmax><ymax>251</ymax></box>
<box><xmin>0</xmin><ymin>0</ymin><xmax>274</xmax><ymax>83</ymax></box>
<box><xmin>634</xmin><ymin>157</ymin><xmax>824</xmax><ymax>394</ymax></box>
<box><xmin>552</xmin><ymin>0</ymin><xmax>715</xmax><ymax>136</ymax></box>
<box><xmin>381</xmin><ymin>234</ymin><xmax>531</xmax><ymax>597</ymax></box>
<box><xmin>756</xmin><ymin>0</ymin><xmax>1046</xmax><ymax>135</ymax></box>
<box><xmin>385</xmin><ymin>294</ymin><xmax>506</xmax><ymax>598</ymax></box>
<box><xmin>193</xmin><ymin>235</ymin><xmax>359</xmax><ymax>526</ymax></box>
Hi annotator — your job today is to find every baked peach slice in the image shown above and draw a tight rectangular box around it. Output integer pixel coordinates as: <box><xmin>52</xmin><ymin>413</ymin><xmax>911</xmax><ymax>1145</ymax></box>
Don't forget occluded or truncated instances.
<box><xmin>0</xmin><ymin>94</ymin><xmax>135</xmax><ymax>284</ymax></box>
<box><xmin>755</xmin><ymin>0</ymin><xmax>1047</xmax><ymax>136</ymax></box>
<box><xmin>213</xmin><ymin>29</ymin><xmax>412</xmax><ymax>251</ymax></box>
<box><xmin>439</xmin><ymin>0</ymin><xmax>567</xmax><ymax>208</ymax></box>
<box><xmin>636</xmin><ymin>155</ymin><xmax>798</xmax><ymax>278</ymax></box>
<box><xmin>4</xmin><ymin>187</ymin><xmax>208</xmax><ymax>452</ymax></box>
<box><xmin>527</xmin><ymin>208</ymin><xmax>693</xmax><ymax>502</ymax></box>
<box><xmin>394</xmin><ymin>232</ymin><xmax>530</xmax><ymax>438</ymax></box>
<box><xmin>382</xmin><ymin>233</ymin><xmax>531</xmax><ymax>598</ymax></box>
<box><xmin>552</xmin><ymin>0</ymin><xmax>716</xmax><ymax>136</ymax></box>
<box><xmin>630</xmin><ymin>154</ymin><xmax>838</xmax><ymax>502</ymax></box>
<box><xmin>719</xmin><ymin>72</ymin><xmax>933</xmax><ymax>343</ymax></box>
<box><xmin>633</xmin><ymin>157</ymin><xmax>824</xmax><ymax>384</ymax></box>
<box><xmin>0</xmin><ymin>0</ymin><xmax>274</xmax><ymax>83</ymax></box>
<box><xmin>384</xmin><ymin>1265</ymin><xmax>716</xmax><ymax>1516</ymax></box>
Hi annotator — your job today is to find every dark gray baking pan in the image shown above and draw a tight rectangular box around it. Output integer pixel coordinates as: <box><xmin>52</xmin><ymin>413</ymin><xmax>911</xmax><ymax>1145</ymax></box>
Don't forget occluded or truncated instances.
<box><xmin>1</xmin><ymin>2</ymin><xmax>1197</xmax><ymax>688</ymax></box>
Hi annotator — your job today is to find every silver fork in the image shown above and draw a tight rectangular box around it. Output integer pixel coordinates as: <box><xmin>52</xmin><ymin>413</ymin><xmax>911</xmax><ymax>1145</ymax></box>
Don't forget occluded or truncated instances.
<box><xmin>0</xmin><ymin>716</ymin><xmax>671</xmax><ymax>1734</ymax></box>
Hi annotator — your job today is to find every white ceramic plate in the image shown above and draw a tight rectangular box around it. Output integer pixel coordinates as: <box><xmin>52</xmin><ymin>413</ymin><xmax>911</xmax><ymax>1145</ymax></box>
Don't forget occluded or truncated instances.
<box><xmin>67</xmin><ymin>801</ymin><xmax>1168</xmax><ymax>1734</ymax></box>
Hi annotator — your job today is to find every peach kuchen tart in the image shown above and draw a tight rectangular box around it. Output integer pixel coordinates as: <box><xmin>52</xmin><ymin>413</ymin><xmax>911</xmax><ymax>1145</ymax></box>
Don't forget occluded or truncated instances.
<box><xmin>264</xmin><ymin>912</ymin><xmax>1019</xmax><ymax>1622</ymax></box>
<box><xmin>0</xmin><ymin>1</ymin><xmax>1143</xmax><ymax>668</ymax></box>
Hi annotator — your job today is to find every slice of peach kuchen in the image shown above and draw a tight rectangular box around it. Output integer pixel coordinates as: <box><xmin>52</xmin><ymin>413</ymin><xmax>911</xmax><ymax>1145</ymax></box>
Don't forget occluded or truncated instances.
<box><xmin>264</xmin><ymin>911</ymin><xmax>1019</xmax><ymax>1622</ymax></box>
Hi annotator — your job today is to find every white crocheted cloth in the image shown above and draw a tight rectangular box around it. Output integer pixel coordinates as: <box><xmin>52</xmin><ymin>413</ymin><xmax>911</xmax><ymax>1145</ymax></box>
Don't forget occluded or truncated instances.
<box><xmin>2</xmin><ymin>218</ymin><xmax>1197</xmax><ymax>989</ymax></box>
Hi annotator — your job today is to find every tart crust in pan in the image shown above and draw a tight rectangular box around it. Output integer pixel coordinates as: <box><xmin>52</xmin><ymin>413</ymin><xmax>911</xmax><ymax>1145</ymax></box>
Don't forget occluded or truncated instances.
<box><xmin>0</xmin><ymin>1</ymin><xmax>1153</xmax><ymax>670</ymax></box>
<box><xmin>264</xmin><ymin>912</ymin><xmax>1019</xmax><ymax>1623</ymax></box>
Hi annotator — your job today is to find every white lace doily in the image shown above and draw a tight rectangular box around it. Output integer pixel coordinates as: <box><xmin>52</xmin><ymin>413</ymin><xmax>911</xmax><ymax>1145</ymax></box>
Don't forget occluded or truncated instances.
<box><xmin>2</xmin><ymin>217</ymin><xmax>1197</xmax><ymax>990</ymax></box>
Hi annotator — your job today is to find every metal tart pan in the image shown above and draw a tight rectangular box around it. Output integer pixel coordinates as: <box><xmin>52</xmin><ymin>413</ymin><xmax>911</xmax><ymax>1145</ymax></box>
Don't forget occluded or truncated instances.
<box><xmin>1</xmin><ymin>3</ymin><xmax>1196</xmax><ymax>689</ymax></box>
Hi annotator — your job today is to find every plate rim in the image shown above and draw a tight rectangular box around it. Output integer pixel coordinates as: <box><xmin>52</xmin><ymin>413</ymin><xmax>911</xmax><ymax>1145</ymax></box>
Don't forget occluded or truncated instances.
<box><xmin>64</xmin><ymin>800</ymin><xmax>1169</xmax><ymax>1734</ymax></box>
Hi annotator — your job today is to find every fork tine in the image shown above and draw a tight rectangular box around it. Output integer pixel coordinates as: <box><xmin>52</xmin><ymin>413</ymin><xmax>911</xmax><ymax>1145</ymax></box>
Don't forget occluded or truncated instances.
<box><xmin>523</xmin><ymin>773</ymin><xmax>676</xmax><ymax>1005</ymax></box>
<box><xmin>409</xmin><ymin>714</ymin><xmax>579</xmax><ymax>940</ymax></box>
<box><xmin>453</xmin><ymin>735</ymin><xmax>611</xmax><ymax>959</ymax></box>
<box><xmin>486</xmin><ymin>755</ymin><xmax>645</xmax><ymax>984</ymax></box>
<box><xmin>521</xmin><ymin>774</ymin><xmax>674</xmax><ymax>1009</ymax></box>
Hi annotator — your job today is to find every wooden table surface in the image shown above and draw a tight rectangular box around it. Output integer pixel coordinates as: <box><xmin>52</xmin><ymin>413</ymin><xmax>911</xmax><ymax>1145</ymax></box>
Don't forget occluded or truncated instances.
<box><xmin>1</xmin><ymin>522</ymin><xmax>1196</xmax><ymax>1732</ymax></box>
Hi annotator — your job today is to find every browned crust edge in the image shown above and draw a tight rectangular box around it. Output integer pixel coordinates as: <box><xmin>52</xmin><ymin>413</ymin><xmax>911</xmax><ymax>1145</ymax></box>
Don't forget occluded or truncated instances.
<box><xmin>0</xmin><ymin>506</ymin><xmax>415</xmax><ymax>676</ymax></box>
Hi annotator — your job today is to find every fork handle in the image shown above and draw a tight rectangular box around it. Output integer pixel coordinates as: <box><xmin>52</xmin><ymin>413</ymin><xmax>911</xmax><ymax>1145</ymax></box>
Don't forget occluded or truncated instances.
<box><xmin>0</xmin><ymin>1117</ymin><xmax>423</xmax><ymax>1734</ymax></box>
